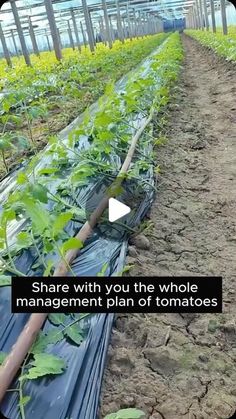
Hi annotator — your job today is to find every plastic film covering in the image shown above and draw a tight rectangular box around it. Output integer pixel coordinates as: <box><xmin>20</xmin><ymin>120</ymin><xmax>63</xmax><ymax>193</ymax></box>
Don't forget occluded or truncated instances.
<box><xmin>0</xmin><ymin>39</ymin><xmax>169</xmax><ymax>419</ymax></box>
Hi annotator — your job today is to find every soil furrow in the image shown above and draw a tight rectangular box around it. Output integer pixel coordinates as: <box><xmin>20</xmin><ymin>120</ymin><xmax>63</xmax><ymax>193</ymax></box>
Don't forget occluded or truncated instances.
<box><xmin>100</xmin><ymin>35</ymin><xmax>236</xmax><ymax>419</ymax></box>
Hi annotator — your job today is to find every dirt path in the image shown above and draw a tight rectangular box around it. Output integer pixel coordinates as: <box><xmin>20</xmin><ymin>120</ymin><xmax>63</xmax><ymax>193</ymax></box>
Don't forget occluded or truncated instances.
<box><xmin>100</xmin><ymin>35</ymin><xmax>236</xmax><ymax>419</ymax></box>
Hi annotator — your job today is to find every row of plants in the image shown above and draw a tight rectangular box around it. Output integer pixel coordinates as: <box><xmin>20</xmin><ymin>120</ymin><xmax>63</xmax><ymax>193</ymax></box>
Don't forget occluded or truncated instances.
<box><xmin>0</xmin><ymin>33</ymin><xmax>183</xmax><ymax>418</ymax></box>
<box><xmin>185</xmin><ymin>29</ymin><xmax>236</xmax><ymax>61</ymax></box>
<box><xmin>0</xmin><ymin>34</ymin><xmax>168</xmax><ymax>177</ymax></box>
<box><xmin>217</xmin><ymin>25</ymin><xmax>236</xmax><ymax>39</ymax></box>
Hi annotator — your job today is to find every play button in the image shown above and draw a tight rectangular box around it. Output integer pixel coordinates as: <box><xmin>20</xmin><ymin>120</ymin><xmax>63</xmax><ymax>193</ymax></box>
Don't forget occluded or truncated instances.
<box><xmin>108</xmin><ymin>198</ymin><xmax>131</xmax><ymax>222</ymax></box>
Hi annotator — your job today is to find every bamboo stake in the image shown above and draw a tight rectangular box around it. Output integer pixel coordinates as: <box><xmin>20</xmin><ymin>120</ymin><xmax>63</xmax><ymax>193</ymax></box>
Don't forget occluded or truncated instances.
<box><xmin>0</xmin><ymin>107</ymin><xmax>154</xmax><ymax>402</ymax></box>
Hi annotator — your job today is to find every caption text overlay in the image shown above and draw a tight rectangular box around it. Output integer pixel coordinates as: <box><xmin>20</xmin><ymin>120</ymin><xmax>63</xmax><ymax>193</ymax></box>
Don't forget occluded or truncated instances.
<box><xmin>11</xmin><ymin>276</ymin><xmax>222</xmax><ymax>313</ymax></box>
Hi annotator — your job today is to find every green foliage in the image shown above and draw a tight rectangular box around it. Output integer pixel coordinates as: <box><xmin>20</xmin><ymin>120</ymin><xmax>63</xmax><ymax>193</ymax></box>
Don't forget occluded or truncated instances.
<box><xmin>61</xmin><ymin>237</ymin><xmax>83</xmax><ymax>255</ymax></box>
<box><xmin>185</xmin><ymin>29</ymin><xmax>236</xmax><ymax>62</ymax></box>
<box><xmin>0</xmin><ymin>34</ymin><xmax>168</xmax><ymax>177</ymax></box>
<box><xmin>21</xmin><ymin>353</ymin><xmax>65</xmax><ymax>381</ymax></box>
<box><xmin>64</xmin><ymin>323</ymin><xmax>84</xmax><ymax>345</ymax></box>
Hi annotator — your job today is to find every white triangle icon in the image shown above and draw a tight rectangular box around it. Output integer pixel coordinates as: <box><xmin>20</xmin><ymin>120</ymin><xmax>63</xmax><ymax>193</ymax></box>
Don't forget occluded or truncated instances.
<box><xmin>108</xmin><ymin>198</ymin><xmax>131</xmax><ymax>223</ymax></box>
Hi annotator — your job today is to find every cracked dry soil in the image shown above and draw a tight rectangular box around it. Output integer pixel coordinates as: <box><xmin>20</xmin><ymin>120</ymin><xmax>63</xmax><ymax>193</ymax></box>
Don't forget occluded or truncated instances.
<box><xmin>100</xmin><ymin>35</ymin><xmax>236</xmax><ymax>419</ymax></box>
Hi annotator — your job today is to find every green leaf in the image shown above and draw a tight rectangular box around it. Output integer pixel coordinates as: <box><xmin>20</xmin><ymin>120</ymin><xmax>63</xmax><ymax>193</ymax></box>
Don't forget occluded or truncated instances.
<box><xmin>0</xmin><ymin>351</ymin><xmax>7</xmax><ymax>365</ymax></box>
<box><xmin>52</xmin><ymin>212</ymin><xmax>73</xmax><ymax>237</ymax></box>
<box><xmin>64</xmin><ymin>323</ymin><xmax>83</xmax><ymax>346</ymax></box>
<box><xmin>30</xmin><ymin>183</ymin><xmax>48</xmax><ymax>204</ymax></box>
<box><xmin>61</xmin><ymin>237</ymin><xmax>83</xmax><ymax>255</ymax></box>
<box><xmin>16</xmin><ymin>232</ymin><xmax>32</xmax><ymax>249</ymax></box>
<box><xmin>17</xmin><ymin>173</ymin><xmax>28</xmax><ymax>185</ymax></box>
<box><xmin>30</xmin><ymin>329</ymin><xmax>64</xmax><ymax>355</ymax></box>
<box><xmin>2</xmin><ymin>209</ymin><xmax>16</xmax><ymax>223</ymax></box>
<box><xmin>43</xmin><ymin>260</ymin><xmax>54</xmax><ymax>276</ymax></box>
<box><xmin>49</xmin><ymin>313</ymin><xmax>67</xmax><ymax>326</ymax></box>
<box><xmin>104</xmin><ymin>408</ymin><xmax>145</xmax><ymax>419</ymax></box>
<box><xmin>0</xmin><ymin>275</ymin><xmax>11</xmax><ymax>287</ymax></box>
<box><xmin>25</xmin><ymin>353</ymin><xmax>66</xmax><ymax>380</ymax></box>
<box><xmin>18</xmin><ymin>396</ymin><xmax>31</xmax><ymax>407</ymax></box>
<box><xmin>21</xmin><ymin>196</ymin><xmax>50</xmax><ymax>235</ymax></box>
<box><xmin>38</xmin><ymin>167</ymin><xmax>59</xmax><ymax>176</ymax></box>
<box><xmin>16</xmin><ymin>135</ymin><xmax>30</xmax><ymax>150</ymax></box>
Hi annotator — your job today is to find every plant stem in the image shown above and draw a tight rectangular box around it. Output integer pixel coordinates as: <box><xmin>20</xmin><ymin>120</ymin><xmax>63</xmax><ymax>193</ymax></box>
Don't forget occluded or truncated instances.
<box><xmin>19</xmin><ymin>355</ymin><xmax>30</xmax><ymax>419</ymax></box>
<box><xmin>30</xmin><ymin>232</ymin><xmax>47</xmax><ymax>270</ymax></box>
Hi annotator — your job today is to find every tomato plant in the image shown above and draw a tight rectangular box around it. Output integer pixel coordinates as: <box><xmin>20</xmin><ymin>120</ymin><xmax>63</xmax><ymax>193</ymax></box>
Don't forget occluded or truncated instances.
<box><xmin>185</xmin><ymin>29</ymin><xmax>236</xmax><ymax>61</ymax></box>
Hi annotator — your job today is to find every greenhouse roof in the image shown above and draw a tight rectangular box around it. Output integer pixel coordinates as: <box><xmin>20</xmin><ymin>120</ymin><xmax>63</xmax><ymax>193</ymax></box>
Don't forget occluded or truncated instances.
<box><xmin>0</xmin><ymin>0</ymin><xmax>194</xmax><ymax>37</ymax></box>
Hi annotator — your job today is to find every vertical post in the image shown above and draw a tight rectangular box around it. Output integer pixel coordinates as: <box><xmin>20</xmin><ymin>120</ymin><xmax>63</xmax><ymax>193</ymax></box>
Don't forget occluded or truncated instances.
<box><xmin>202</xmin><ymin>0</ymin><xmax>209</xmax><ymax>30</ymax></box>
<box><xmin>109</xmin><ymin>16</ymin><xmax>115</xmax><ymax>41</ymax></box>
<box><xmin>99</xmin><ymin>17</ymin><xmax>107</xmax><ymax>45</ymax></box>
<box><xmin>132</xmin><ymin>8</ymin><xmax>137</xmax><ymax>37</ymax></box>
<box><xmin>28</xmin><ymin>17</ymin><xmax>40</xmax><ymax>56</ymax></box>
<box><xmin>142</xmin><ymin>12</ymin><xmax>147</xmax><ymax>35</ymax></box>
<box><xmin>102</xmin><ymin>0</ymin><xmax>112</xmax><ymax>48</ymax></box>
<box><xmin>220</xmin><ymin>0</ymin><xmax>228</xmax><ymax>35</ymax></box>
<box><xmin>126</xmin><ymin>4</ymin><xmax>132</xmax><ymax>40</ymax></box>
<box><xmin>80</xmin><ymin>21</ymin><xmax>87</xmax><ymax>47</ymax></box>
<box><xmin>198</xmin><ymin>0</ymin><xmax>204</xmax><ymax>29</ymax></box>
<box><xmin>195</xmin><ymin>0</ymin><xmax>201</xmax><ymax>29</ymax></box>
<box><xmin>210</xmin><ymin>0</ymin><xmax>216</xmax><ymax>32</ymax></box>
<box><xmin>57</xmin><ymin>28</ymin><xmax>62</xmax><ymax>49</ymax></box>
<box><xmin>88</xmin><ymin>11</ymin><xmax>96</xmax><ymax>46</ymax></box>
<box><xmin>81</xmin><ymin>0</ymin><xmax>95</xmax><ymax>52</ymax></box>
<box><xmin>45</xmin><ymin>31</ymin><xmax>51</xmax><ymax>51</ymax></box>
<box><xmin>11</xmin><ymin>29</ymin><xmax>19</xmax><ymax>57</ymax></box>
<box><xmin>10</xmin><ymin>0</ymin><xmax>31</xmax><ymax>66</ymax></box>
<box><xmin>98</xmin><ymin>19</ymin><xmax>103</xmax><ymax>42</ymax></box>
<box><xmin>192</xmin><ymin>7</ymin><xmax>196</xmax><ymax>28</ymax></box>
<box><xmin>44</xmin><ymin>0</ymin><xmax>62</xmax><ymax>60</ymax></box>
<box><xmin>67</xmin><ymin>20</ymin><xmax>75</xmax><ymax>49</ymax></box>
<box><xmin>122</xmin><ymin>17</ymin><xmax>127</xmax><ymax>39</ymax></box>
<box><xmin>71</xmin><ymin>9</ymin><xmax>81</xmax><ymax>52</ymax></box>
<box><xmin>116</xmin><ymin>0</ymin><xmax>124</xmax><ymax>43</ymax></box>
<box><xmin>0</xmin><ymin>23</ymin><xmax>12</xmax><ymax>67</ymax></box>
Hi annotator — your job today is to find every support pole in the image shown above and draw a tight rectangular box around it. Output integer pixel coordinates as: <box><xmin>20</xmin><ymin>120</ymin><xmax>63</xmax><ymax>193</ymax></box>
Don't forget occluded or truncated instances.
<box><xmin>88</xmin><ymin>11</ymin><xmax>96</xmax><ymax>46</ymax></box>
<box><xmin>99</xmin><ymin>17</ymin><xmax>107</xmax><ymax>44</ymax></box>
<box><xmin>10</xmin><ymin>0</ymin><xmax>31</xmax><ymax>66</ymax></box>
<box><xmin>210</xmin><ymin>0</ymin><xmax>216</xmax><ymax>32</ymax></box>
<box><xmin>202</xmin><ymin>0</ymin><xmax>209</xmax><ymax>30</ymax></box>
<box><xmin>67</xmin><ymin>20</ymin><xmax>75</xmax><ymax>50</ymax></box>
<box><xmin>0</xmin><ymin>22</ymin><xmax>12</xmax><ymax>67</ymax></box>
<box><xmin>198</xmin><ymin>0</ymin><xmax>204</xmax><ymax>29</ymax></box>
<box><xmin>45</xmin><ymin>32</ymin><xmax>51</xmax><ymax>51</ymax></box>
<box><xmin>44</xmin><ymin>0</ymin><xmax>62</xmax><ymax>60</ymax></box>
<box><xmin>195</xmin><ymin>0</ymin><xmax>201</xmax><ymax>29</ymax></box>
<box><xmin>28</xmin><ymin>17</ymin><xmax>40</xmax><ymax>56</ymax></box>
<box><xmin>109</xmin><ymin>15</ymin><xmax>114</xmax><ymax>41</ymax></box>
<box><xmin>116</xmin><ymin>0</ymin><xmax>124</xmax><ymax>43</ymax></box>
<box><xmin>122</xmin><ymin>17</ymin><xmax>127</xmax><ymax>39</ymax></box>
<box><xmin>102</xmin><ymin>0</ymin><xmax>112</xmax><ymax>48</ymax></box>
<box><xmin>81</xmin><ymin>0</ymin><xmax>95</xmax><ymax>52</ymax></box>
<box><xmin>220</xmin><ymin>0</ymin><xmax>228</xmax><ymax>35</ymax></box>
<box><xmin>80</xmin><ymin>21</ymin><xmax>87</xmax><ymax>47</ymax></box>
<box><xmin>71</xmin><ymin>9</ymin><xmax>81</xmax><ymax>52</ymax></box>
<box><xmin>126</xmin><ymin>4</ymin><xmax>132</xmax><ymax>40</ymax></box>
<box><xmin>11</xmin><ymin>29</ymin><xmax>19</xmax><ymax>57</ymax></box>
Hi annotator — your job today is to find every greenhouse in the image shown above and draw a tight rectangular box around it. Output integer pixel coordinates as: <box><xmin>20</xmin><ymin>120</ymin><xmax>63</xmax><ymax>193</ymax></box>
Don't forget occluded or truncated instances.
<box><xmin>0</xmin><ymin>0</ymin><xmax>236</xmax><ymax>418</ymax></box>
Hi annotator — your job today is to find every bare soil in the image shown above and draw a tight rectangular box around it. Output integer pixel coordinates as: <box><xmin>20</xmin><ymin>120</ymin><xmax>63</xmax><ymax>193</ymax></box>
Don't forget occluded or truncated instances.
<box><xmin>100</xmin><ymin>35</ymin><xmax>236</xmax><ymax>419</ymax></box>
